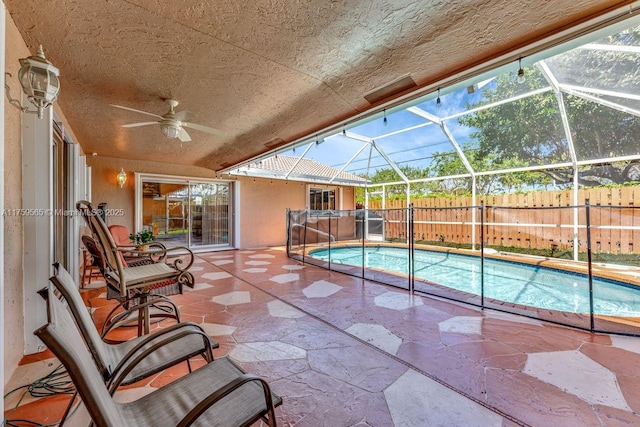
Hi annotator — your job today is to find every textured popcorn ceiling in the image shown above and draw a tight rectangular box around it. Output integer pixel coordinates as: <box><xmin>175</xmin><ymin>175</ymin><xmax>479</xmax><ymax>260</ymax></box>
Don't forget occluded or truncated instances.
<box><xmin>4</xmin><ymin>0</ymin><xmax>631</xmax><ymax>171</ymax></box>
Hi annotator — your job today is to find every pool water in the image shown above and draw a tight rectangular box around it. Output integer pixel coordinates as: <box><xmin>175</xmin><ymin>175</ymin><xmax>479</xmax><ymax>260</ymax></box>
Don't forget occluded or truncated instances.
<box><xmin>310</xmin><ymin>246</ymin><xmax>640</xmax><ymax>316</ymax></box>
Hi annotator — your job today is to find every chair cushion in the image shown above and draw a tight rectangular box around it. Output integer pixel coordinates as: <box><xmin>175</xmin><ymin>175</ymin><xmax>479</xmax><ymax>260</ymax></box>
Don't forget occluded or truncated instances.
<box><xmin>109</xmin><ymin>225</ymin><xmax>133</xmax><ymax>266</ymax></box>
<box><xmin>108</xmin><ymin>263</ymin><xmax>178</xmax><ymax>289</ymax></box>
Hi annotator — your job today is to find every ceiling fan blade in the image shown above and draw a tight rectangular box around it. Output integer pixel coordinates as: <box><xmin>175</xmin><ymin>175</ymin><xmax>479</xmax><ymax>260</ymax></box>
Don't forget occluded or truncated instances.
<box><xmin>173</xmin><ymin>110</ymin><xmax>196</xmax><ymax>122</ymax></box>
<box><xmin>110</xmin><ymin>104</ymin><xmax>164</xmax><ymax>119</ymax></box>
<box><xmin>178</xmin><ymin>128</ymin><xmax>192</xmax><ymax>142</ymax></box>
<box><xmin>121</xmin><ymin>122</ymin><xmax>159</xmax><ymax>128</ymax></box>
<box><xmin>182</xmin><ymin>121</ymin><xmax>226</xmax><ymax>137</ymax></box>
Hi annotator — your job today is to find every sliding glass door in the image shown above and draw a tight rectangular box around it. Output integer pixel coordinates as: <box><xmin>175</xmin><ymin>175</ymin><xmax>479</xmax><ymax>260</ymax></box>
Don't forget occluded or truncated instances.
<box><xmin>138</xmin><ymin>176</ymin><xmax>233</xmax><ymax>250</ymax></box>
<box><xmin>190</xmin><ymin>183</ymin><xmax>230</xmax><ymax>247</ymax></box>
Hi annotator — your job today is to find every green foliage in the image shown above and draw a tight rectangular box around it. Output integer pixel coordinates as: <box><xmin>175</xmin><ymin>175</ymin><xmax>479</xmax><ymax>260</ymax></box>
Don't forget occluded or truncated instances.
<box><xmin>354</xmin><ymin>24</ymin><xmax>640</xmax><ymax>203</ymax></box>
<box><xmin>129</xmin><ymin>230</ymin><xmax>154</xmax><ymax>246</ymax></box>
<box><xmin>355</xmin><ymin>165</ymin><xmax>432</xmax><ymax>201</ymax></box>
<box><xmin>458</xmin><ymin>26</ymin><xmax>640</xmax><ymax>186</ymax></box>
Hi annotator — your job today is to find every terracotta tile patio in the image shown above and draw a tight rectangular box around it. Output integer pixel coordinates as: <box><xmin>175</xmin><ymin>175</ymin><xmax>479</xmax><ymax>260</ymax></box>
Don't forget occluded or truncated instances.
<box><xmin>4</xmin><ymin>247</ymin><xmax>640</xmax><ymax>426</ymax></box>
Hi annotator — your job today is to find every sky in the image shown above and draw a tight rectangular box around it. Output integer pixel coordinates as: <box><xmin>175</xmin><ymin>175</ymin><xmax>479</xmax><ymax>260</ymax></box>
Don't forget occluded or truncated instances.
<box><xmin>282</xmin><ymin>78</ymin><xmax>499</xmax><ymax>177</ymax></box>
<box><xmin>271</xmin><ymin>18</ymin><xmax>640</xmax><ymax>180</ymax></box>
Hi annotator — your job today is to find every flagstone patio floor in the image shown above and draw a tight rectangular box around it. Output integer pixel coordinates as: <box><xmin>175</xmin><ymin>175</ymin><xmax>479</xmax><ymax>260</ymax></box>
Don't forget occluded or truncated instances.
<box><xmin>5</xmin><ymin>247</ymin><xmax>640</xmax><ymax>426</ymax></box>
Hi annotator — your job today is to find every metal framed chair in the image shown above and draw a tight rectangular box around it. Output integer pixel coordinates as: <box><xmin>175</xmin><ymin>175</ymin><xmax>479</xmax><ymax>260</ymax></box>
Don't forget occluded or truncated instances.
<box><xmin>35</xmin><ymin>291</ymin><xmax>280</xmax><ymax>427</ymax></box>
<box><xmin>48</xmin><ymin>263</ymin><xmax>217</xmax><ymax>383</ymax></box>
<box><xmin>77</xmin><ymin>200</ymin><xmax>194</xmax><ymax>334</ymax></box>
<box><xmin>43</xmin><ymin>263</ymin><xmax>220</xmax><ymax>424</ymax></box>
<box><xmin>80</xmin><ymin>233</ymin><xmax>182</xmax><ymax>337</ymax></box>
<box><xmin>81</xmin><ymin>244</ymin><xmax>103</xmax><ymax>286</ymax></box>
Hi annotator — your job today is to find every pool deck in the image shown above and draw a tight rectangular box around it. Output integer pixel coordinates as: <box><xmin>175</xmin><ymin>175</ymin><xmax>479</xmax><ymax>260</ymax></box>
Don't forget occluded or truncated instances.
<box><xmin>5</xmin><ymin>247</ymin><xmax>640</xmax><ymax>426</ymax></box>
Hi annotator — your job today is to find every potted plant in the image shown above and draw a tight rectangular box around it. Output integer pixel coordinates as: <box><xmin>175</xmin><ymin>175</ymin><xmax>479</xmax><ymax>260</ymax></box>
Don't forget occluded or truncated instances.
<box><xmin>129</xmin><ymin>230</ymin><xmax>155</xmax><ymax>251</ymax></box>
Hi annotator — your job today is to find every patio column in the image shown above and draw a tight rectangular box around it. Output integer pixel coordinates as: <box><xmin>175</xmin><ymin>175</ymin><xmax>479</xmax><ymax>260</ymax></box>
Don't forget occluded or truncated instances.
<box><xmin>22</xmin><ymin>95</ymin><xmax>54</xmax><ymax>354</ymax></box>
<box><xmin>0</xmin><ymin>5</ymin><xmax>5</xmax><ymax>413</ymax></box>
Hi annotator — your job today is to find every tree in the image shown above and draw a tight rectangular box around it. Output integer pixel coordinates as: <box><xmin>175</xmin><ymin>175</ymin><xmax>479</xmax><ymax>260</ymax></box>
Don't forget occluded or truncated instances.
<box><xmin>356</xmin><ymin>165</ymin><xmax>430</xmax><ymax>201</ymax></box>
<box><xmin>356</xmin><ymin>24</ymin><xmax>640</xmax><ymax>202</ymax></box>
<box><xmin>458</xmin><ymin>24</ymin><xmax>640</xmax><ymax>186</ymax></box>
<box><xmin>428</xmin><ymin>145</ymin><xmax>553</xmax><ymax>195</ymax></box>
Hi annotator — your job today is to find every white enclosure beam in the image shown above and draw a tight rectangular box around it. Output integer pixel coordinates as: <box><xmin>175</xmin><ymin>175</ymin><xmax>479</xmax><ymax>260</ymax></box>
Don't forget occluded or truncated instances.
<box><xmin>440</xmin><ymin>123</ymin><xmax>475</xmax><ymax>177</ymax></box>
<box><xmin>285</xmin><ymin>141</ymin><xmax>315</xmax><ymax>179</ymax></box>
<box><xmin>472</xmin><ymin>175</ymin><xmax>477</xmax><ymax>250</ymax></box>
<box><xmin>371</xmin><ymin>140</ymin><xmax>410</xmax><ymax>184</ymax></box>
<box><xmin>343</xmin><ymin>130</ymin><xmax>373</xmax><ymax>144</ymax></box>
<box><xmin>441</xmin><ymin>88</ymin><xmax>553</xmax><ymax>122</ymax></box>
<box><xmin>579</xmin><ymin>43</ymin><xmax>640</xmax><ymax>53</ymax></box>
<box><xmin>541</xmin><ymin>60</ymin><xmax>581</xmax><ymax>260</ymax></box>
<box><xmin>406</xmin><ymin>106</ymin><xmax>442</xmax><ymax>125</ymax></box>
<box><xmin>475</xmin><ymin>162</ymin><xmax>574</xmax><ymax>176</ymax></box>
<box><xmin>559</xmin><ymin>86</ymin><xmax>640</xmax><ymax>118</ymax></box>
<box><xmin>374</xmin><ymin>121</ymin><xmax>434</xmax><ymax>140</ymax></box>
<box><xmin>329</xmin><ymin>142</ymin><xmax>369</xmax><ymax>184</ymax></box>
<box><xmin>560</xmin><ymin>84</ymin><xmax>640</xmax><ymax>102</ymax></box>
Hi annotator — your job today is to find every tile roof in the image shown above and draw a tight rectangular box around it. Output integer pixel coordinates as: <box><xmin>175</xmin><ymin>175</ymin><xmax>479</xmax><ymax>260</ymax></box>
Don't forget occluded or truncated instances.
<box><xmin>247</xmin><ymin>155</ymin><xmax>368</xmax><ymax>184</ymax></box>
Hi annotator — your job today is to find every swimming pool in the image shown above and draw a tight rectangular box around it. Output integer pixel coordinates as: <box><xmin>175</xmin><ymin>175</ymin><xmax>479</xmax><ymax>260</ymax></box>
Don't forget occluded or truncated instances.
<box><xmin>310</xmin><ymin>246</ymin><xmax>640</xmax><ymax>316</ymax></box>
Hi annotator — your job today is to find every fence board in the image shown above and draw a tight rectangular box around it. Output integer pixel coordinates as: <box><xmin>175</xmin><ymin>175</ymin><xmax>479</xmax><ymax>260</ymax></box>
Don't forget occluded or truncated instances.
<box><xmin>364</xmin><ymin>186</ymin><xmax>640</xmax><ymax>253</ymax></box>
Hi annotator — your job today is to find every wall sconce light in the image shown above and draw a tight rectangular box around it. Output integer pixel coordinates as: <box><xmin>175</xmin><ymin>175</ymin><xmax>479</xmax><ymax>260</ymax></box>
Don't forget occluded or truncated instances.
<box><xmin>116</xmin><ymin>168</ymin><xmax>127</xmax><ymax>188</ymax></box>
<box><xmin>5</xmin><ymin>46</ymin><xmax>60</xmax><ymax>119</ymax></box>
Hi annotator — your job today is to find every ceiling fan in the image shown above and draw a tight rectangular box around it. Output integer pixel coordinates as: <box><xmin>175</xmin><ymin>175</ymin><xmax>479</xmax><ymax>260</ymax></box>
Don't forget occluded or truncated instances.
<box><xmin>111</xmin><ymin>99</ymin><xmax>226</xmax><ymax>142</ymax></box>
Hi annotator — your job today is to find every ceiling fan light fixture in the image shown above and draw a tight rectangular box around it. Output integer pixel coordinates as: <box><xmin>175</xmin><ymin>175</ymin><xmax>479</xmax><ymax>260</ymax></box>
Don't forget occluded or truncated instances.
<box><xmin>160</xmin><ymin>122</ymin><xmax>181</xmax><ymax>139</ymax></box>
<box><xmin>113</xmin><ymin>98</ymin><xmax>225</xmax><ymax>141</ymax></box>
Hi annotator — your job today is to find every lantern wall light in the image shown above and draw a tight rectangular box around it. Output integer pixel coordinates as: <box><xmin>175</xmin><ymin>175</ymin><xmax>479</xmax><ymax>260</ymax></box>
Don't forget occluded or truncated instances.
<box><xmin>116</xmin><ymin>168</ymin><xmax>127</xmax><ymax>188</ymax></box>
<box><xmin>5</xmin><ymin>45</ymin><xmax>60</xmax><ymax>119</ymax></box>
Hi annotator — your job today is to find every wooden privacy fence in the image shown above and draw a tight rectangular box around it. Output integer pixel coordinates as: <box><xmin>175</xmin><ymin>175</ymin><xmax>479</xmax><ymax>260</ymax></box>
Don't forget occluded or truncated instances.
<box><xmin>367</xmin><ymin>186</ymin><xmax>640</xmax><ymax>254</ymax></box>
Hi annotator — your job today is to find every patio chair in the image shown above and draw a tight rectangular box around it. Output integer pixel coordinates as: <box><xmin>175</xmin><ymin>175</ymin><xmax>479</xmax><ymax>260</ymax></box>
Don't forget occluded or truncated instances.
<box><xmin>48</xmin><ymin>263</ymin><xmax>217</xmax><ymax>384</ymax></box>
<box><xmin>44</xmin><ymin>263</ymin><xmax>220</xmax><ymax>424</ymax></box>
<box><xmin>77</xmin><ymin>200</ymin><xmax>195</xmax><ymax>334</ymax></box>
<box><xmin>109</xmin><ymin>224</ymin><xmax>135</xmax><ymax>246</ymax></box>
<box><xmin>35</xmin><ymin>291</ymin><xmax>280</xmax><ymax>427</ymax></box>
<box><xmin>81</xmin><ymin>233</ymin><xmax>182</xmax><ymax>336</ymax></box>
<box><xmin>80</xmin><ymin>236</ymin><xmax>103</xmax><ymax>286</ymax></box>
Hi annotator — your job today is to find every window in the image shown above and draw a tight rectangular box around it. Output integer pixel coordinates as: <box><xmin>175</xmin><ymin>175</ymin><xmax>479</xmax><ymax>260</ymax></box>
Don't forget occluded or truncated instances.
<box><xmin>309</xmin><ymin>187</ymin><xmax>336</xmax><ymax>210</ymax></box>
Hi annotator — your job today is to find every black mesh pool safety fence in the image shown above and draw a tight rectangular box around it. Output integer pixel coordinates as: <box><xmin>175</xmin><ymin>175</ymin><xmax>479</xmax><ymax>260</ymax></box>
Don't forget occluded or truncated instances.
<box><xmin>286</xmin><ymin>200</ymin><xmax>640</xmax><ymax>336</ymax></box>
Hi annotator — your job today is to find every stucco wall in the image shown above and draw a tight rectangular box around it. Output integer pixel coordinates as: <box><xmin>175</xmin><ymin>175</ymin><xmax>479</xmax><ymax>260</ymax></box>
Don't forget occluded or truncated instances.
<box><xmin>239</xmin><ymin>180</ymin><xmax>355</xmax><ymax>248</ymax></box>
<box><xmin>3</xmin><ymin>11</ymin><xmax>29</xmax><ymax>382</ymax></box>
<box><xmin>239</xmin><ymin>179</ymin><xmax>304</xmax><ymax>248</ymax></box>
<box><xmin>4</xmin><ymin>12</ymin><xmax>85</xmax><ymax>383</ymax></box>
<box><xmin>87</xmin><ymin>155</ymin><xmax>355</xmax><ymax>248</ymax></box>
<box><xmin>86</xmin><ymin>156</ymin><xmax>220</xmax><ymax>230</ymax></box>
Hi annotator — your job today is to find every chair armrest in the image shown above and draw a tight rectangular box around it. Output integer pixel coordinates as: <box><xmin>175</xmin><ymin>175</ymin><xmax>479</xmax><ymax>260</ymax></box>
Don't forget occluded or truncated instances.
<box><xmin>115</xmin><ymin>244</ymin><xmax>138</xmax><ymax>250</ymax></box>
<box><xmin>118</xmin><ymin>245</ymin><xmax>169</xmax><ymax>264</ymax></box>
<box><xmin>116</xmin><ymin>244</ymin><xmax>193</xmax><ymax>270</ymax></box>
<box><xmin>115</xmin><ymin>242</ymin><xmax>166</xmax><ymax>251</ymax></box>
<box><xmin>177</xmin><ymin>374</ymin><xmax>276</xmax><ymax>427</ymax></box>
<box><xmin>106</xmin><ymin>323</ymin><xmax>216</xmax><ymax>391</ymax></box>
<box><xmin>107</xmin><ymin>327</ymin><xmax>216</xmax><ymax>393</ymax></box>
<box><xmin>162</xmin><ymin>246</ymin><xmax>195</xmax><ymax>271</ymax></box>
